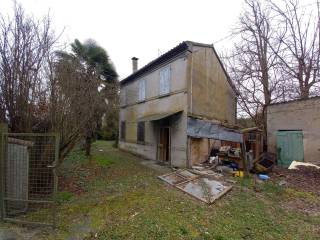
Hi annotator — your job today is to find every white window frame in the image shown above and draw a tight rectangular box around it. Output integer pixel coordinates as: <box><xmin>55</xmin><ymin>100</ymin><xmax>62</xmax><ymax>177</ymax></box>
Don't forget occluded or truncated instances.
<box><xmin>159</xmin><ymin>66</ymin><xmax>171</xmax><ymax>95</ymax></box>
<box><xmin>138</xmin><ymin>79</ymin><xmax>146</xmax><ymax>101</ymax></box>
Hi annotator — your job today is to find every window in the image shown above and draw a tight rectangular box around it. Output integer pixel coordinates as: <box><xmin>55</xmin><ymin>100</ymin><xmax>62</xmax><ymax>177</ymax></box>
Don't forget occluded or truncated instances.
<box><xmin>120</xmin><ymin>121</ymin><xmax>126</xmax><ymax>141</ymax></box>
<box><xmin>138</xmin><ymin>79</ymin><xmax>146</xmax><ymax>101</ymax></box>
<box><xmin>120</xmin><ymin>88</ymin><xmax>127</xmax><ymax>106</ymax></box>
<box><xmin>137</xmin><ymin>122</ymin><xmax>145</xmax><ymax>143</ymax></box>
<box><xmin>159</xmin><ymin>66</ymin><xmax>170</xmax><ymax>95</ymax></box>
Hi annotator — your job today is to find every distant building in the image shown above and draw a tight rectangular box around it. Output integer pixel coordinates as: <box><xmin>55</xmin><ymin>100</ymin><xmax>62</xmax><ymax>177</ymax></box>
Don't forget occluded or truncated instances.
<box><xmin>119</xmin><ymin>41</ymin><xmax>237</xmax><ymax>167</ymax></box>
<box><xmin>267</xmin><ymin>97</ymin><xmax>320</xmax><ymax>167</ymax></box>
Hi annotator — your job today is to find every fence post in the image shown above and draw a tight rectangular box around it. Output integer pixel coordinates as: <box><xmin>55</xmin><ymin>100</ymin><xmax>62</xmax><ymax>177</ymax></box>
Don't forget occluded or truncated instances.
<box><xmin>53</xmin><ymin>133</ymin><xmax>60</xmax><ymax>228</ymax></box>
<box><xmin>0</xmin><ymin>123</ymin><xmax>8</xmax><ymax>220</ymax></box>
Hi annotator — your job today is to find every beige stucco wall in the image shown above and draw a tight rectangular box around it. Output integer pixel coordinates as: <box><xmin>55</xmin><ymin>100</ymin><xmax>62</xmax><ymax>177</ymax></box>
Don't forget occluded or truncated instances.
<box><xmin>119</xmin><ymin>44</ymin><xmax>238</xmax><ymax>167</ymax></box>
<box><xmin>120</xmin><ymin>53</ymin><xmax>188</xmax><ymax>107</ymax></box>
<box><xmin>187</xmin><ymin>46</ymin><xmax>236</xmax><ymax>125</ymax></box>
<box><xmin>267</xmin><ymin>98</ymin><xmax>320</xmax><ymax>165</ymax></box>
<box><xmin>119</xmin><ymin>54</ymin><xmax>189</xmax><ymax>167</ymax></box>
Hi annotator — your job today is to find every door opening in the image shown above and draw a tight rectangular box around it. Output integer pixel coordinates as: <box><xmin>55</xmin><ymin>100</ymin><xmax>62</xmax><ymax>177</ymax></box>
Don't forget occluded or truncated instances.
<box><xmin>158</xmin><ymin>127</ymin><xmax>170</xmax><ymax>163</ymax></box>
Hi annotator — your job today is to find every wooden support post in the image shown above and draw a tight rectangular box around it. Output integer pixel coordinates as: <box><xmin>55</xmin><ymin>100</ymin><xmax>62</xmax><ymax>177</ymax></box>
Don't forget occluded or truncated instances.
<box><xmin>0</xmin><ymin>123</ymin><xmax>8</xmax><ymax>220</ymax></box>
<box><xmin>187</xmin><ymin>137</ymin><xmax>191</xmax><ymax>168</ymax></box>
<box><xmin>241</xmin><ymin>141</ymin><xmax>249</xmax><ymax>176</ymax></box>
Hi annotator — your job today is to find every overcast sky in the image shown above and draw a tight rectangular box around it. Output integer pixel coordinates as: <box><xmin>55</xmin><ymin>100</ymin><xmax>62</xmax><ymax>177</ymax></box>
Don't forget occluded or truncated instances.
<box><xmin>2</xmin><ymin>0</ymin><xmax>246</xmax><ymax>79</ymax></box>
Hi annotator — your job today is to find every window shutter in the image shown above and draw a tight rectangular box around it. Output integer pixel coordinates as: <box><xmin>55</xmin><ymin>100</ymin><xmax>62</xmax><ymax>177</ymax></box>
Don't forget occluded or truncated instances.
<box><xmin>164</xmin><ymin>67</ymin><xmax>170</xmax><ymax>93</ymax></box>
<box><xmin>160</xmin><ymin>67</ymin><xmax>170</xmax><ymax>95</ymax></box>
<box><xmin>138</xmin><ymin>79</ymin><xmax>146</xmax><ymax>101</ymax></box>
<box><xmin>137</xmin><ymin>122</ymin><xmax>145</xmax><ymax>143</ymax></box>
<box><xmin>160</xmin><ymin>70</ymin><xmax>165</xmax><ymax>94</ymax></box>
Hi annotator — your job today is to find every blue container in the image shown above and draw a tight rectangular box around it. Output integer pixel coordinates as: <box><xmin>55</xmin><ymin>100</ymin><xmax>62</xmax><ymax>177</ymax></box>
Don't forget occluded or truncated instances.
<box><xmin>230</xmin><ymin>163</ymin><xmax>238</xmax><ymax>170</ymax></box>
<box><xmin>258</xmin><ymin>174</ymin><xmax>269</xmax><ymax>181</ymax></box>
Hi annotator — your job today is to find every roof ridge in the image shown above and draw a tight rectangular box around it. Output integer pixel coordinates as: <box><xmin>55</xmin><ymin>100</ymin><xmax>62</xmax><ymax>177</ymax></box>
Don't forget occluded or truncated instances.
<box><xmin>120</xmin><ymin>41</ymin><xmax>190</xmax><ymax>85</ymax></box>
<box><xmin>120</xmin><ymin>41</ymin><xmax>237</xmax><ymax>94</ymax></box>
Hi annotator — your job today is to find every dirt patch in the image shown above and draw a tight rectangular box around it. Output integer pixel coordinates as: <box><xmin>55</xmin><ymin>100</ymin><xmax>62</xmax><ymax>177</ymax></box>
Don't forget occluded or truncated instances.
<box><xmin>59</xmin><ymin>164</ymin><xmax>104</xmax><ymax>195</ymax></box>
<box><xmin>59</xmin><ymin>176</ymin><xmax>84</xmax><ymax>195</ymax></box>
<box><xmin>284</xmin><ymin>198</ymin><xmax>320</xmax><ymax>217</ymax></box>
<box><xmin>272</xmin><ymin>165</ymin><xmax>320</xmax><ymax>195</ymax></box>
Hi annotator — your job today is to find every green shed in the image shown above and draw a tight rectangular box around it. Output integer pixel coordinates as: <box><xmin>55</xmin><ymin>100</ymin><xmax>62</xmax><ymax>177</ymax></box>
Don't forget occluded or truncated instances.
<box><xmin>276</xmin><ymin>131</ymin><xmax>304</xmax><ymax>167</ymax></box>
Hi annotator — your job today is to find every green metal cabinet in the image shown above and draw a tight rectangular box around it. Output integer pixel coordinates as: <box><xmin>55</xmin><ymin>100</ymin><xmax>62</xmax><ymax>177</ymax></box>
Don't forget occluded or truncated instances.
<box><xmin>276</xmin><ymin>131</ymin><xmax>304</xmax><ymax>167</ymax></box>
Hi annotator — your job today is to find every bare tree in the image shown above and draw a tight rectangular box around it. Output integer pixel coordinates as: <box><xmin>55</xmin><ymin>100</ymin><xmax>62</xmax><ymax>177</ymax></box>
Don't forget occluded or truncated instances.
<box><xmin>0</xmin><ymin>3</ymin><xmax>119</xmax><ymax>162</ymax></box>
<box><xmin>268</xmin><ymin>0</ymin><xmax>320</xmax><ymax>99</ymax></box>
<box><xmin>0</xmin><ymin>3</ymin><xmax>56</xmax><ymax>131</ymax></box>
<box><xmin>48</xmin><ymin>53</ymin><xmax>106</xmax><ymax>161</ymax></box>
<box><xmin>226</xmin><ymin>0</ymin><xmax>284</xmax><ymax>137</ymax></box>
<box><xmin>225</xmin><ymin>0</ymin><xmax>319</xmax><ymax>137</ymax></box>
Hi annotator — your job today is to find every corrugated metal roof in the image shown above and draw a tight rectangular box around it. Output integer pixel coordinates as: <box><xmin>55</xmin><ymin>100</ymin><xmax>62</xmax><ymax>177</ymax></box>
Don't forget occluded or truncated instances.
<box><xmin>187</xmin><ymin>117</ymin><xmax>243</xmax><ymax>143</ymax></box>
<box><xmin>268</xmin><ymin>96</ymin><xmax>320</xmax><ymax>106</ymax></box>
<box><xmin>138</xmin><ymin>110</ymin><xmax>183</xmax><ymax>122</ymax></box>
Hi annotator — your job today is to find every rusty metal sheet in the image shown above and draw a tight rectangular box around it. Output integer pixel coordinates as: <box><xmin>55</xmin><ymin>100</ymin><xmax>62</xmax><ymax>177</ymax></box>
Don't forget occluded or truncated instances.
<box><xmin>187</xmin><ymin>117</ymin><xmax>243</xmax><ymax>143</ymax></box>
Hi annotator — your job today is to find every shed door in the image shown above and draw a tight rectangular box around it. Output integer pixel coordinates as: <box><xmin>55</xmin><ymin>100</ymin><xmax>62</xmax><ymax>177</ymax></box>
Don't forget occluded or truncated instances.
<box><xmin>276</xmin><ymin>131</ymin><xmax>304</xmax><ymax>167</ymax></box>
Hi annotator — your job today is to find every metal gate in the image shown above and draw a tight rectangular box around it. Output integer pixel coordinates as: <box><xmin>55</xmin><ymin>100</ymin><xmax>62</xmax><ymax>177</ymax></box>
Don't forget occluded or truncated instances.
<box><xmin>0</xmin><ymin>133</ymin><xmax>59</xmax><ymax>226</ymax></box>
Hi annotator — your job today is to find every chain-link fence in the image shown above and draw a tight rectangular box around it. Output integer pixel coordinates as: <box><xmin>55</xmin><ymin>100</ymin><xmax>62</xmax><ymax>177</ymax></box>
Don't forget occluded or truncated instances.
<box><xmin>0</xmin><ymin>133</ymin><xmax>59</xmax><ymax>226</ymax></box>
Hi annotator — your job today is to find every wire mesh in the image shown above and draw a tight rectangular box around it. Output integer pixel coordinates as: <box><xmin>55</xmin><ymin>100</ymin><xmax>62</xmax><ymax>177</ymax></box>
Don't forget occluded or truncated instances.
<box><xmin>1</xmin><ymin>133</ymin><xmax>58</xmax><ymax>226</ymax></box>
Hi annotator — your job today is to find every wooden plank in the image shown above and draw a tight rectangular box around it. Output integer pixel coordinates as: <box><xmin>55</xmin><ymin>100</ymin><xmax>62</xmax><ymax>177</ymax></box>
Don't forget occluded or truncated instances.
<box><xmin>8</xmin><ymin>137</ymin><xmax>34</xmax><ymax>147</ymax></box>
<box><xmin>3</xmin><ymin>218</ymin><xmax>54</xmax><ymax>227</ymax></box>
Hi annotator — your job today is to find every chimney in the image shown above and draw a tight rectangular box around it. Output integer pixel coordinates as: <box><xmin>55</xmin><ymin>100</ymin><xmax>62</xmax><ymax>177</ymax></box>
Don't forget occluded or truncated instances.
<box><xmin>131</xmin><ymin>57</ymin><xmax>138</xmax><ymax>73</ymax></box>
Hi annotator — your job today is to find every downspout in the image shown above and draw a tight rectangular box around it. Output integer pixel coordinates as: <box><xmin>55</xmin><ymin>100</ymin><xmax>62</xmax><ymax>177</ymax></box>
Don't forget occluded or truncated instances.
<box><xmin>190</xmin><ymin>51</ymin><xmax>194</xmax><ymax>114</ymax></box>
<box><xmin>187</xmin><ymin>50</ymin><xmax>194</xmax><ymax>168</ymax></box>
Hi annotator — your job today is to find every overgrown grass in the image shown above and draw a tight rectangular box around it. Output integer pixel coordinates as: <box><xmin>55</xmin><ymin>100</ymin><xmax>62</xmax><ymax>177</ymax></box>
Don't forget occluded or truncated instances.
<box><xmin>94</xmin><ymin>154</ymin><xmax>114</xmax><ymax>167</ymax></box>
<box><xmin>5</xmin><ymin>140</ymin><xmax>319</xmax><ymax>240</ymax></box>
<box><xmin>54</xmin><ymin>191</ymin><xmax>74</xmax><ymax>203</ymax></box>
<box><xmin>61</xmin><ymin>148</ymin><xmax>88</xmax><ymax>169</ymax></box>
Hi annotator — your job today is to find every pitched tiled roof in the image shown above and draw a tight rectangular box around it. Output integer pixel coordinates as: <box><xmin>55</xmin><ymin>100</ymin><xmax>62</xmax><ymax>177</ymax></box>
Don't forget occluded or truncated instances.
<box><xmin>120</xmin><ymin>41</ymin><xmax>190</xmax><ymax>86</ymax></box>
<box><xmin>120</xmin><ymin>41</ymin><xmax>237</xmax><ymax>93</ymax></box>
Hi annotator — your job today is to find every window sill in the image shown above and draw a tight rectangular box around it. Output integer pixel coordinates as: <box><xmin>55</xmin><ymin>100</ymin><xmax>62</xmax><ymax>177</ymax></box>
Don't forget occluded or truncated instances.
<box><xmin>137</xmin><ymin>100</ymin><xmax>146</xmax><ymax>104</ymax></box>
<box><xmin>137</xmin><ymin>141</ymin><xmax>145</xmax><ymax>145</ymax></box>
<box><xmin>158</xmin><ymin>93</ymin><xmax>170</xmax><ymax>98</ymax></box>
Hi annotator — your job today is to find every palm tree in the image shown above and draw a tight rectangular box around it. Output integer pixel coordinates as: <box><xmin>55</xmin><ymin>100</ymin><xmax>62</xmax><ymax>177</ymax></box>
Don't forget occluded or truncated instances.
<box><xmin>70</xmin><ymin>39</ymin><xmax>118</xmax><ymax>83</ymax></box>
<box><xmin>56</xmin><ymin>39</ymin><xmax>118</xmax><ymax>156</ymax></box>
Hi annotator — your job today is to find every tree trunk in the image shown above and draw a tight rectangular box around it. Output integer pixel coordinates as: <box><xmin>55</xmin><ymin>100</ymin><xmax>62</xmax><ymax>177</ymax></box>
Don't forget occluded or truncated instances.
<box><xmin>300</xmin><ymin>87</ymin><xmax>310</xmax><ymax>99</ymax></box>
<box><xmin>85</xmin><ymin>136</ymin><xmax>91</xmax><ymax>156</ymax></box>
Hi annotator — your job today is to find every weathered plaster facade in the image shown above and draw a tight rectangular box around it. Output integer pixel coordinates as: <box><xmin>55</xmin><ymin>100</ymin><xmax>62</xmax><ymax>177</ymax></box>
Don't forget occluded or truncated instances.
<box><xmin>119</xmin><ymin>41</ymin><xmax>236</xmax><ymax>167</ymax></box>
<box><xmin>267</xmin><ymin>97</ymin><xmax>320</xmax><ymax>165</ymax></box>
<box><xmin>187</xmin><ymin>45</ymin><xmax>236</xmax><ymax>124</ymax></box>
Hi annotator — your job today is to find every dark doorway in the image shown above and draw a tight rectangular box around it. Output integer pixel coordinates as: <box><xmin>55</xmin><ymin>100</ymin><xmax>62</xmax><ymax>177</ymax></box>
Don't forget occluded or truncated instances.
<box><xmin>158</xmin><ymin>127</ymin><xmax>170</xmax><ymax>163</ymax></box>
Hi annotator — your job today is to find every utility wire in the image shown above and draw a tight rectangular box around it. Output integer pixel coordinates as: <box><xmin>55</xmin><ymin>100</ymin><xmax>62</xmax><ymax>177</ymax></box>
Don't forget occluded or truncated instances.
<box><xmin>213</xmin><ymin>1</ymin><xmax>319</xmax><ymax>45</ymax></box>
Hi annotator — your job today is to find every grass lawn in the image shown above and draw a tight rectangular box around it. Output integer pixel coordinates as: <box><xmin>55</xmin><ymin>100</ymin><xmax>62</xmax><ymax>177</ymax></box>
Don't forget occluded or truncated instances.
<box><xmin>1</xmin><ymin>140</ymin><xmax>320</xmax><ymax>239</ymax></box>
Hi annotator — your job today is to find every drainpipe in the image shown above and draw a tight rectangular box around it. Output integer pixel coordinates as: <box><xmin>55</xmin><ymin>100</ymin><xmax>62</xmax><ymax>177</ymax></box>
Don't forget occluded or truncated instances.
<box><xmin>187</xmin><ymin>50</ymin><xmax>194</xmax><ymax>168</ymax></box>
<box><xmin>190</xmin><ymin>53</ymin><xmax>194</xmax><ymax>114</ymax></box>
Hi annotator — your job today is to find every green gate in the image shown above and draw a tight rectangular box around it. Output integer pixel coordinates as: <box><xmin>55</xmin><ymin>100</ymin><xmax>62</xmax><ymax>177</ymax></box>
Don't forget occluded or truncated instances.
<box><xmin>276</xmin><ymin>131</ymin><xmax>304</xmax><ymax>167</ymax></box>
<box><xmin>0</xmin><ymin>132</ymin><xmax>59</xmax><ymax>226</ymax></box>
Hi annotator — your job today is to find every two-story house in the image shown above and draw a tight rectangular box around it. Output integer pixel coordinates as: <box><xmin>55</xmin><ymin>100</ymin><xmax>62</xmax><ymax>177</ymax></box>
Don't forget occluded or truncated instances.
<box><xmin>119</xmin><ymin>41</ymin><xmax>238</xmax><ymax>168</ymax></box>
